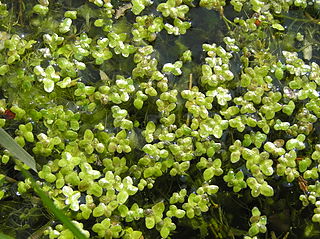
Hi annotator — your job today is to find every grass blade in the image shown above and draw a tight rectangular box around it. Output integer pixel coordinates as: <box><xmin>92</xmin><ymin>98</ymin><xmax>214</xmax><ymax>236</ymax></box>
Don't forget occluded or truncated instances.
<box><xmin>0</xmin><ymin>232</ymin><xmax>15</xmax><ymax>239</ymax></box>
<box><xmin>19</xmin><ymin>167</ymin><xmax>88</xmax><ymax>239</ymax></box>
<box><xmin>0</xmin><ymin>128</ymin><xmax>37</xmax><ymax>172</ymax></box>
<box><xmin>0</xmin><ymin>128</ymin><xmax>87</xmax><ymax>238</ymax></box>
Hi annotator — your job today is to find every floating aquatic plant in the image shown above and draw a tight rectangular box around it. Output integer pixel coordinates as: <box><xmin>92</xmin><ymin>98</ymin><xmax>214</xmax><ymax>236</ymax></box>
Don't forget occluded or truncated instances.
<box><xmin>1</xmin><ymin>0</ymin><xmax>320</xmax><ymax>238</ymax></box>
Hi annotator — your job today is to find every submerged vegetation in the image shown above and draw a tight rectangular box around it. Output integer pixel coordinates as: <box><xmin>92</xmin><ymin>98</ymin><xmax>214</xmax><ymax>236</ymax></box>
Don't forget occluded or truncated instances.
<box><xmin>1</xmin><ymin>0</ymin><xmax>320</xmax><ymax>238</ymax></box>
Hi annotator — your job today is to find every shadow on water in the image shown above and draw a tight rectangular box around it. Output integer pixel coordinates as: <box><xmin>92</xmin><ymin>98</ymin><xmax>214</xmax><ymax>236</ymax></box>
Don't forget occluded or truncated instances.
<box><xmin>154</xmin><ymin>7</ymin><xmax>228</xmax><ymax>66</ymax></box>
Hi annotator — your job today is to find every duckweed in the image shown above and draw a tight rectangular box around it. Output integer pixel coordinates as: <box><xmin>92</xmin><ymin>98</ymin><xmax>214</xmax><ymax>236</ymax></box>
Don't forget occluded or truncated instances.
<box><xmin>1</xmin><ymin>0</ymin><xmax>320</xmax><ymax>238</ymax></box>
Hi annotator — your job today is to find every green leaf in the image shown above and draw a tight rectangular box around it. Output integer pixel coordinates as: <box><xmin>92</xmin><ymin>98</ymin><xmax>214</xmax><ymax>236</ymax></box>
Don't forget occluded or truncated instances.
<box><xmin>312</xmin><ymin>214</ymin><xmax>320</xmax><ymax>223</ymax></box>
<box><xmin>275</xmin><ymin>68</ymin><xmax>284</xmax><ymax>80</ymax></box>
<box><xmin>248</xmin><ymin>223</ymin><xmax>260</xmax><ymax>236</ymax></box>
<box><xmin>260</xmin><ymin>183</ymin><xmax>274</xmax><ymax>197</ymax></box>
<box><xmin>175</xmin><ymin>209</ymin><xmax>186</xmax><ymax>218</ymax></box>
<box><xmin>145</xmin><ymin>216</ymin><xmax>155</xmax><ymax>229</ymax></box>
<box><xmin>43</xmin><ymin>78</ymin><xmax>54</xmax><ymax>92</ymax></box>
<box><xmin>251</xmin><ymin>207</ymin><xmax>261</xmax><ymax>217</ymax></box>
<box><xmin>33</xmin><ymin>4</ymin><xmax>49</xmax><ymax>16</ymax></box>
<box><xmin>24</xmin><ymin>131</ymin><xmax>34</xmax><ymax>142</ymax></box>
<box><xmin>134</xmin><ymin>98</ymin><xmax>143</xmax><ymax>109</ymax></box>
<box><xmin>0</xmin><ymin>64</ymin><xmax>9</xmax><ymax>75</ymax></box>
<box><xmin>93</xmin><ymin>204</ymin><xmax>106</xmax><ymax>217</ymax></box>
<box><xmin>205</xmin><ymin>185</ymin><xmax>219</xmax><ymax>195</ymax></box>
<box><xmin>88</xmin><ymin>184</ymin><xmax>103</xmax><ymax>197</ymax></box>
<box><xmin>160</xmin><ymin>226</ymin><xmax>170</xmax><ymax>238</ymax></box>
<box><xmin>231</xmin><ymin>151</ymin><xmax>241</xmax><ymax>163</ymax></box>
<box><xmin>118</xmin><ymin>205</ymin><xmax>129</xmax><ymax>217</ymax></box>
<box><xmin>117</xmin><ymin>191</ymin><xmax>129</xmax><ymax>204</ymax></box>
<box><xmin>203</xmin><ymin>167</ymin><xmax>214</xmax><ymax>181</ymax></box>
<box><xmin>84</xmin><ymin>129</ymin><xmax>94</xmax><ymax>141</ymax></box>
<box><xmin>65</xmin><ymin>10</ymin><xmax>77</xmax><ymax>19</ymax></box>
<box><xmin>131</xmin><ymin>231</ymin><xmax>143</xmax><ymax>239</ymax></box>
<box><xmin>132</xmin><ymin>0</ymin><xmax>145</xmax><ymax>15</ymax></box>
<box><xmin>152</xmin><ymin>201</ymin><xmax>165</xmax><ymax>216</ymax></box>
<box><xmin>59</xmin><ymin>18</ymin><xmax>72</xmax><ymax>33</ymax></box>
<box><xmin>272</xmin><ymin>23</ymin><xmax>285</xmax><ymax>31</ymax></box>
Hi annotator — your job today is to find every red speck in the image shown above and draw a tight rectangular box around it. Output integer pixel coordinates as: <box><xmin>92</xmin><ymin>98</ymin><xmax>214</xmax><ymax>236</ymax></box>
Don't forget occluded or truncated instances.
<box><xmin>0</xmin><ymin>109</ymin><xmax>16</xmax><ymax>119</ymax></box>
<box><xmin>254</xmin><ymin>19</ymin><xmax>261</xmax><ymax>26</ymax></box>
